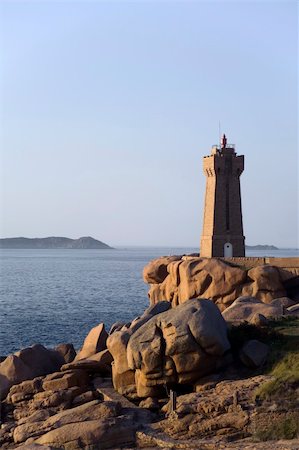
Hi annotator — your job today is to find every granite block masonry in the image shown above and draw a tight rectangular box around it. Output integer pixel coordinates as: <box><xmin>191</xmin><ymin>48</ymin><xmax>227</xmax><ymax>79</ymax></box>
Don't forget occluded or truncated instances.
<box><xmin>200</xmin><ymin>134</ymin><xmax>245</xmax><ymax>257</ymax></box>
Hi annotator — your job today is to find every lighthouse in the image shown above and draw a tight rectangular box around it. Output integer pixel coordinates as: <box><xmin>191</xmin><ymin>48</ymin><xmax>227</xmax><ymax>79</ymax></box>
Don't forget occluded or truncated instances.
<box><xmin>200</xmin><ymin>134</ymin><xmax>245</xmax><ymax>257</ymax></box>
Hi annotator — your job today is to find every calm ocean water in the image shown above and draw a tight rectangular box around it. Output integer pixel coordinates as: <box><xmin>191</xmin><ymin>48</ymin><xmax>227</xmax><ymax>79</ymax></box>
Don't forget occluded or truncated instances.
<box><xmin>0</xmin><ymin>247</ymin><xmax>298</xmax><ymax>356</ymax></box>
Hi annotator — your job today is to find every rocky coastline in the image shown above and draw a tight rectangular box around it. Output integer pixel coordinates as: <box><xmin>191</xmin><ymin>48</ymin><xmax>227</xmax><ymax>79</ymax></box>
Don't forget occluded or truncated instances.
<box><xmin>1</xmin><ymin>256</ymin><xmax>299</xmax><ymax>449</ymax></box>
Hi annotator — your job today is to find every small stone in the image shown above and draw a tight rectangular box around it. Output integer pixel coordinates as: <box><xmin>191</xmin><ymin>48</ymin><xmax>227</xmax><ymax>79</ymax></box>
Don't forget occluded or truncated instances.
<box><xmin>0</xmin><ymin>422</ymin><xmax>15</xmax><ymax>432</ymax></box>
<box><xmin>10</xmin><ymin>392</ymin><xmax>32</xmax><ymax>404</ymax></box>
<box><xmin>240</xmin><ymin>340</ymin><xmax>269</xmax><ymax>368</ymax></box>
<box><xmin>72</xmin><ymin>390</ymin><xmax>97</xmax><ymax>405</ymax></box>
<box><xmin>271</xmin><ymin>297</ymin><xmax>296</xmax><ymax>309</ymax></box>
<box><xmin>194</xmin><ymin>373</ymin><xmax>221</xmax><ymax>392</ymax></box>
<box><xmin>8</xmin><ymin>377</ymin><xmax>43</xmax><ymax>398</ymax></box>
<box><xmin>250</xmin><ymin>313</ymin><xmax>269</xmax><ymax>327</ymax></box>
<box><xmin>267</xmin><ymin>402</ymin><xmax>278</xmax><ymax>411</ymax></box>
<box><xmin>36</xmin><ymin>386</ymin><xmax>84</xmax><ymax>408</ymax></box>
<box><xmin>139</xmin><ymin>397</ymin><xmax>159</xmax><ymax>410</ymax></box>
<box><xmin>286</xmin><ymin>304</ymin><xmax>299</xmax><ymax>316</ymax></box>
<box><xmin>61</xmin><ymin>360</ymin><xmax>110</xmax><ymax>374</ymax></box>
<box><xmin>17</xmin><ymin>409</ymin><xmax>53</xmax><ymax>425</ymax></box>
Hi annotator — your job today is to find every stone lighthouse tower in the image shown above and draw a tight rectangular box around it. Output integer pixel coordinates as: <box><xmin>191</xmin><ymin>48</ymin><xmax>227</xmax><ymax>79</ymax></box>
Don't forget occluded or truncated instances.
<box><xmin>200</xmin><ymin>134</ymin><xmax>245</xmax><ymax>257</ymax></box>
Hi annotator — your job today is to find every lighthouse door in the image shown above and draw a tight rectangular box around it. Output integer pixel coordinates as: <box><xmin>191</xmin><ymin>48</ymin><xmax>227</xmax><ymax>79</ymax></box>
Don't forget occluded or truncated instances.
<box><xmin>224</xmin><ymin>242</ymin><xmax>233</xmax><ymax>257</ymax></box>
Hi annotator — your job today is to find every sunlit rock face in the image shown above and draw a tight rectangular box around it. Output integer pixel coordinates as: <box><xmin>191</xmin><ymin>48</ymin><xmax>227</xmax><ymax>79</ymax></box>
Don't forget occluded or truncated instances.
<box><xmin>108</xmin><ymin>298</ymin><xmax>231</xmax><ymax>398</ymax></box>
<box><xmin>143</xmin><ymin>256</ymin><xmax>298</xmax><ymax>310</ymax></box>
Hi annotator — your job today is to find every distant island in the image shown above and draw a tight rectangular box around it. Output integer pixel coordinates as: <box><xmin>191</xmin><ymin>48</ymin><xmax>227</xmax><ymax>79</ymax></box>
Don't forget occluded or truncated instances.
<box><xmin>245</xmin><ymin>244</ymin><xmax>279</xmax><ymax>250</ymax></box>
<box><xmin>0</xmin><ymin>236</ymin><xmax>113</xmax><ymax>249</ymax></box>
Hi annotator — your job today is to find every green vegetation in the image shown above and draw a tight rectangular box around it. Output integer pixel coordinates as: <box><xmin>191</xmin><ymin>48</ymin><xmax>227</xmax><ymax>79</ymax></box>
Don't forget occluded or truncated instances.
<box><xmin>254</xmin><ymin>317</ymin><xmax>299</xmax><ymax>400</ymax></box>
<box><xmin>230</xmin><ymin>317</ymin><xmax>299</xmax><ymax>441</ymax></box>
<box><xmin>255</xmin><ymin>352</ymin><xmax>299</xmax><ymax>399</ymax></box>
<box><xmin>228</xmin><ymin>317</ymin><xmax>299</xmax><ymax>400</ymax></box>
<box><xmin>253</xmin><ymin>413</ymin><xmax>299</xmax><ymax>441</ymax></box>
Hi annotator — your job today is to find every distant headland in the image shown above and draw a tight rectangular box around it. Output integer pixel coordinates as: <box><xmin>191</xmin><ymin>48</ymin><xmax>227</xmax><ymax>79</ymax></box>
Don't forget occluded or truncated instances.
<box><xmin>245</xmin><ymin>244</ymin><xmax>279</xmax><ymax>250</ymax></box>
<box><xmin>0</xmin><ymin>236</ymin><xmax>113</xmax><ymax>249</ymax></box>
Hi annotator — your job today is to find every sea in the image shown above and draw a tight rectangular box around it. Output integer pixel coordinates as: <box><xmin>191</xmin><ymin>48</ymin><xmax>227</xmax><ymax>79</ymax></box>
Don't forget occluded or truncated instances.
<box><xmin>0</xmin><ymin>247</ymin><xmax>298</xmax><ymax>356</ymax></box>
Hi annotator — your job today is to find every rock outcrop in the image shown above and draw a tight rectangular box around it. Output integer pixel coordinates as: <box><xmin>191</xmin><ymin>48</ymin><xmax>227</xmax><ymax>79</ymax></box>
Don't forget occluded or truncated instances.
<box><xmin>0</xmin><ymin>344</ymin><xmax>65</xmax><ymax>400</ymax></box>
<box><xmin>108</xmin><ymin>299</ymin><xmax>231</xmax><ymax>398</ymax></box>
<box><xmin>0</xmin><ymin>358</ymin><xmax>140</xmax><ymax>449</ymax></box>
<box><xmin>143</xmin><ymin>256</ymin><xmax>299</xmax><ymax>310</ymax></box>
<box><xmin>156</xmin><ymin>375</ymin><xmax>272</xmax><ymax>442</ymax></box>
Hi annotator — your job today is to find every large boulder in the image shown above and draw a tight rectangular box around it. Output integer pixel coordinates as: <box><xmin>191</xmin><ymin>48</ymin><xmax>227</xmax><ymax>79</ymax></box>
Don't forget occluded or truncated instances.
<box><xmin>222</xmin><ymin>296</ymin><xmax>283</xmax><ymax>323</ymax></box>
<box><xmin>127</xmin><ymin>299</ymin><xmax>231</xmax><ymax>397</ymax></box>
<box><xmin>34</xmin><ymin>417</ymin><xmax>136</xmax><ymax>449</ymax></box>
<box><xmin>107</xmin><ymin>302</ymin><xmax>171</xmax><ymax>396</ymax></box>
<box><xmin>0</xmin><ymin>345</ymin><xmax>64</xmax><ymax>400</ymax></box>
<box><xmin>15</xmin><ymin>344</ymin><xmax>64</xmax><ymax>374</ymax></box>
<box><xmin>0</xmin><ymin>355</ymin><xmax>33</xmax><ymax>401</ymax></box>
<box><xmin>75</xmin><ymin>323</ymin><xmax>108</xmax><ymax>361</ymax></box>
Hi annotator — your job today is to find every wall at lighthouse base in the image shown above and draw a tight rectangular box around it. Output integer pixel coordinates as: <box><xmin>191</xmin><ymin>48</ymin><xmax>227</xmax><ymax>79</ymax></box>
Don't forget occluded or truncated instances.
<box><xmin>200</xmin><ymin>235</ymin><xmax>245</xmax><ymax>257</ymax></box>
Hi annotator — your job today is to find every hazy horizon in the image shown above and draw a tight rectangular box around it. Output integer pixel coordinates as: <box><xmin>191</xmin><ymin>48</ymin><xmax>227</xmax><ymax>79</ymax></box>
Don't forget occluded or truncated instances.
<box><xmin>1</xmin><ymin>1</ymin><xmax>298</xmax><ymax>248</ymax></box>
<box><xmin>0</xmin><ymin>235</ymin><xmax>298</xmax><ymax>250</ymax></box>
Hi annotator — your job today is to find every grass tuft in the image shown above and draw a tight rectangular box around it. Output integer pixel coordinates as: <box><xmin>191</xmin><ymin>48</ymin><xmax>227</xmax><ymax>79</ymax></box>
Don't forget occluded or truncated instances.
<box><xmin>254</xmin><ymin>351</ymin><xmax>299</xmax><ymax>399</ymax></box>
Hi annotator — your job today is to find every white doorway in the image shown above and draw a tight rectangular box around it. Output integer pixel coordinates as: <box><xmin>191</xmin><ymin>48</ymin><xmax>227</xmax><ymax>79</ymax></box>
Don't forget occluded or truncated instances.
<box><xmin>224</xmin><ymin>242</ymin><xmax>233</xmax><ymax>257</ymax></box>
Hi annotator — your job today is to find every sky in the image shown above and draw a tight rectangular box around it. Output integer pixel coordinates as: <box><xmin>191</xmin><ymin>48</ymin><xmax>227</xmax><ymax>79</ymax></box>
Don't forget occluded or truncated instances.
<box><xmin>0</xmin><ymin>1</ymin><xmax>298</xmax><ymax>248</ymax></box>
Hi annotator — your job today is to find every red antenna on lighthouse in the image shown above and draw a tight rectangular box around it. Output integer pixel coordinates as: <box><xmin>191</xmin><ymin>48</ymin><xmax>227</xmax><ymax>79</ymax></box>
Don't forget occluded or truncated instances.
<box><xmin>221</xmin><ymin>133</ymin><xmax>227</xmax><ymax>149</ymax></box>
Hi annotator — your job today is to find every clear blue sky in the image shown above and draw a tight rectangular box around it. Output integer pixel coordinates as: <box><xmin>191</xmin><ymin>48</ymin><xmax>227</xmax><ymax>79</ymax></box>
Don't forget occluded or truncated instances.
<box><xmin>0</xmin><ymin>1</ymin><xmax>297</xmax><ymax>247</ymax></box>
